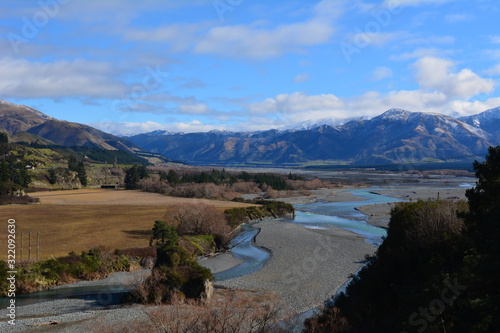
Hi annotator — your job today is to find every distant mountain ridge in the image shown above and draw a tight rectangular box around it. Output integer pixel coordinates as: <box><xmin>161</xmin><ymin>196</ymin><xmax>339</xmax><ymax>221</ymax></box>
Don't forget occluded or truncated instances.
<box><xmin>2</xmin><ymin>98</ymin><xmax>499</xmax><ymax>166</ymax></box>
<box><xmin>127</xmin><ymin>107</ymin><xmax>500</xmax><ymax>165</ymax></box>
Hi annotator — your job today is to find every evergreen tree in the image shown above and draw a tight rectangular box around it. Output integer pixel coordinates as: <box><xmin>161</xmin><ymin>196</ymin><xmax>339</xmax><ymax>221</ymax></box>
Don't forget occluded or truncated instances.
<box><xmin>460</xmin><ymin>146</ymin><xmax>500</xmax><ymax>331</ymax></box>
<box><xmin>48</xmin><ymin>168</ymin><xmax>57</xmax><ymax>185</ymax></box>
<box><xmin>124</xmin><ymin>165</ymin><xmax>148</xmax><ymax>189</ymax></box>
<box><xmin>166</xmin><ymin>169</ymin><xmax>179</xmax><ymax>184</ymax></box>
<box><xmin>76</xmin><ymin>162</ymin><xmax>87</xmax><ymax>186</ymax></box>
<box><xmin>67</xmin><ymin>155</ymin><xmax>79</xmax><ymax>171</ymax></box>
<box><xmin>0</xmin><ymin>132</ymin><xmax>8</xmax><ymax>156</ymax></box>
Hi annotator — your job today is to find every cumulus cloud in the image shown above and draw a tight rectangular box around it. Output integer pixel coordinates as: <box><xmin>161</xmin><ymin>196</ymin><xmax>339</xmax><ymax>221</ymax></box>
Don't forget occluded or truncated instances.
<box><xmin>241</xmin><ymin>58</ymin><xmax>497</xmax><ymax>129</ymax></box>
<box><xmin>0</xmin><ymin>57</ymin><xmax>126</xmax><ymax>99</ymax></box>
<box><xmin>248</xmin><ymin>92</ymin><xmax>343</xmax><ymax>115</ymax></box>
<box><xmin>414</xmin><ymin>57</ymin><xmax>495</xmax><ymax>99</ymax></box>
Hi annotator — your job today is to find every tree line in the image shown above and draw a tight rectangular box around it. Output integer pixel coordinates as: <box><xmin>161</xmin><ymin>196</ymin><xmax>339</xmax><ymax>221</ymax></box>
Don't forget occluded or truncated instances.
<box><xmin>0</xmin><ymin>132</ymin><xmax>32</xmax><ymax>196</ymax></box>
<box><xmin>125</xmin><ymin>166</ymin><xmax>312</xmax><ymax>193</ymax></box>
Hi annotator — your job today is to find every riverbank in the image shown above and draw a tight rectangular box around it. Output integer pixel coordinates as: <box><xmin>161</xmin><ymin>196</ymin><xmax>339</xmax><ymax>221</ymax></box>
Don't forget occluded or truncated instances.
<box><xmin>216</xmin><ymin>220</ymin><xmax>375</xmax><ymax>315</ymax></box>
<box><xmin>356</xmin><ymin>186</ymin><xmax>468</xmax><ymax>227</ymax></box>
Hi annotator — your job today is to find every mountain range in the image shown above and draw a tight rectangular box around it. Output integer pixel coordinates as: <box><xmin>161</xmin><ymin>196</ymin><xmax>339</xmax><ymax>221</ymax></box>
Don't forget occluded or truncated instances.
<box><xmin>127</xmin><ymin>107</ymin><xmax>500</xmax><ymax>166</ymax></box>
<box><xmin>1</xmin><ymin>98</ymin><xmax>499</xmax><ymax>166</ymax></box>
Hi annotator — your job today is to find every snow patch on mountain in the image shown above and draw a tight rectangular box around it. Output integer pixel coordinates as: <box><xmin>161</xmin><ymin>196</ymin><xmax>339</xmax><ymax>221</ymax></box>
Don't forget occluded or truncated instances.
<box><xmin>0</xmin><ymin>98</ymin><xmax>53</xmax><ymax>120</ymax></box>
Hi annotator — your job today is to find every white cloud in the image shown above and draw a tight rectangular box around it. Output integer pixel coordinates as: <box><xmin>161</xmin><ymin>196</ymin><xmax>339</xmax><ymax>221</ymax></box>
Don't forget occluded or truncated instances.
<box><xmin>346</xmin><ymin>31</ymin><xmax>409</xmax><ymax>48</ymax></box>
<box><xmin>92</xmin><ymin>120</ymin><xmax>168</xmax><ymax>135</ymax></box>
<box><xmin>414</xmin><ymin>57</ymin><xmax>495</xmax><ymax>99</ymax></box>
<box><xmin>92</xmin><ymin>119</ymin><xmax>224</xmax><ymax>135</ymax></box>
<box><xmin>194</xmin><ymin>22</ymin><xmax>333</xmax><ymax>58</ymax></box>
<box><xmin>193</xmin><ymin>0</ymin><xmax>341</xmax><ymax>59</ymax></box>
<box><xmin>245</xmin><ymin>90</ymin><xmax>448</xmax><ymax>126</ymax></box>
<box><xmin>123</xmin><ymin>24</ymin><xmax>203</xmax><ymax>52</ymax></box>
<box><xmin>178</xmin><ymin>103</ymin><xmax>211</xmax><ymax>115</ymax></box>
<box><xmin>0</xmin><ymin>57</ymin><xmax>126</xmax><ymax>99</ymax></box>
<box><xmin>404</xmin><ymin>35</ymin><xmax>455</xmax><ymax>45</ymax></box>
<box><xmin>372</xmin><ymin>66</ymin><xmax>393</xmax><ymax>81</ymax></box>
<box><xmin>248</xmin><ymin>92</ymin><xmax>344</xmax><ymax>115</ymax></box>
<box><xmin>95</xmin><ymin>88</ymin><xmax>500</xmax><ymax>135</ymax></box>
<box><xmin>391</xmin><ymin>48</ymin><xmax>454</xmax><ymax>60</ymax></box>
<box><xmin>445</xmin><ymin>13</ymin><xmax>474</xmax><ymax>24</ymax></box>
<box><xmin>293</xmin><ymin>74</ymin><xmax>310</xmax><ymax>83</ymax></box>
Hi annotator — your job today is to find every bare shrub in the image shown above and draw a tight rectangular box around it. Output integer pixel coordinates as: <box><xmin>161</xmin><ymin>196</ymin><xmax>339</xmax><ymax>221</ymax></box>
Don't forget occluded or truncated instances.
<box><xmin>95</xmin><ymin>290</ymin><xmax>290</xmax><ymax>333</ymax></box>
<box><xmin>231</xmin><ymin>181</ymin><xmax>261</xmax><ymax>194</ymax></box>
<box><xmin>263</xmin><ymin>189</ymin><xmax>280</xmax><ymax>199</ymax></box>
<box><xmin>139</xmin><ymin>175</ymin><xmax>170</xmax><ymax>194</ymax></box>
<box><xmin>304</xmin><ymin>306</ymin><xmax>351</xmax><ymax>333</ymax></box>
<box><xmin>288</xmin><ymin>178</ymin><xmax>325</xmax><ymax>191</ymax></box>
<box><xmin>163</xmin><ymin>203</ymin><xmax>232</xmax><ymax>247</ymax></box>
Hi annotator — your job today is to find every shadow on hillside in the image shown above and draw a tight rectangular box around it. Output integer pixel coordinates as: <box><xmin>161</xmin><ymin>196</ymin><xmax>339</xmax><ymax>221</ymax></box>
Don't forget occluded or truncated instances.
<box><xmin>122</xmin><ymin>229</ymin><xmax>152</xmax><ymax>239</ymax></box>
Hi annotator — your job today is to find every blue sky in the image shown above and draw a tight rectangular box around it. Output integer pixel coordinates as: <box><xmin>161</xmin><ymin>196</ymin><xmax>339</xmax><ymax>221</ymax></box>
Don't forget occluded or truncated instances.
<box><xmin>1</xmin><ymin>0</ymin><xmax>499</xmax><ymax>134</ymax></box>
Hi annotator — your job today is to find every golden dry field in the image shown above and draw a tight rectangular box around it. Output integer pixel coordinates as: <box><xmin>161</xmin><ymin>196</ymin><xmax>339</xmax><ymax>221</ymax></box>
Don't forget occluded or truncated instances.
<box><xmin>0</xmin><ymin>189</ymin><xmax>254</xmax><ymax>260</ymax></box>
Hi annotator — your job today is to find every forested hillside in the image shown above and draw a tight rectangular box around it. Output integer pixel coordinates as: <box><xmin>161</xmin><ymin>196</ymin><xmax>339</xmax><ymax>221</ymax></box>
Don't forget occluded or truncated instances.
<box><xmin>305</xmin><ymin>146</ymin><xmax>500</xmax><ymax>332</ymax></box>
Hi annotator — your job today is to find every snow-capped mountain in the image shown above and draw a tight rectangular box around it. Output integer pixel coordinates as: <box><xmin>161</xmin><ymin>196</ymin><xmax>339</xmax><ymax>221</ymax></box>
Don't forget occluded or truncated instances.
<box><xmin>128</xmin><ymin>108</ymin><xmax>500</xmax><ymax>165</ymax></box>
<box><xmin>458</xmin><ymin>107</ymin><xmax>500</xmax><ymax>140</ymax></box>
<box><xmin>0</xmin><ymin>98</ymin><xmax>53</xmax><ymax>120</ymax></box>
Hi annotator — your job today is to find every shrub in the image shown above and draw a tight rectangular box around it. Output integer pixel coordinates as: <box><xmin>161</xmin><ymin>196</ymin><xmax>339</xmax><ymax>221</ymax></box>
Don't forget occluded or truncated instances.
<box><xmin>163</xmin><ymin>204</ymin><xmax>232</xmax><ymax>249</ymax></box>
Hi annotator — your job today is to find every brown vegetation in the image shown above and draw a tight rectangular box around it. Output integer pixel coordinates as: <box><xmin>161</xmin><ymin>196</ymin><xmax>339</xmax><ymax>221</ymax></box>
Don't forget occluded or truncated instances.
<box><xmin>95</xmin><ymin>289</ymin><xmax>297</xmax><ymax>333</ymax></box>
<box><xmin>139</xmin><ymin>175</ymin><xmax>256</xmax><ymax>200</ymax></box>
<box><xmin>163</xmin><ymin>203</ymin><xmax>233</xmax><ymax>247</ymax></box>
<box><xmin>138</xmin><ymin>170</ymin><xmax>334</xmax><ymax>201</ymax></box>
<box><xmin>389</xmin><ymin>200</ymin><xmax>467</xmax><ymax>247</ymax></box>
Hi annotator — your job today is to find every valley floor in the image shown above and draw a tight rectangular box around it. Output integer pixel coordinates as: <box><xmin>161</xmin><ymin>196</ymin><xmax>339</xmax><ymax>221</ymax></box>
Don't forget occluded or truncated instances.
<box><xmin>0</xmin><ymin>174</ymin><xmax>473</xmax><ymax>332</ymax></box>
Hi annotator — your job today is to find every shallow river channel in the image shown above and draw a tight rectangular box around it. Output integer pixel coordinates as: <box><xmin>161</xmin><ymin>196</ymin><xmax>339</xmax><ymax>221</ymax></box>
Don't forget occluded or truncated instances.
<box><xmin>1</xmin><ymin>188</ymin><xmax>402</xmax><ymax>307</ymax></box>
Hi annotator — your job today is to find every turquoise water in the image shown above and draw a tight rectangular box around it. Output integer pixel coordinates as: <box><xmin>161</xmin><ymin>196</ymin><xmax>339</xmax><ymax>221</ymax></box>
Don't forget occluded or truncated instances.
<box><xmin>214</xmin><ymin>223</ymin><xmax>270</xmax><ymax>281</ymax></box>
<box><xmin>214</xmin><ymin>188</ymin><xmax>402</xmax><ymax>282</ymax></box>
<box><xmin>293</xmin><ymin>189</ymin><xmax>403</xmax><ymax>246</ymax></box>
